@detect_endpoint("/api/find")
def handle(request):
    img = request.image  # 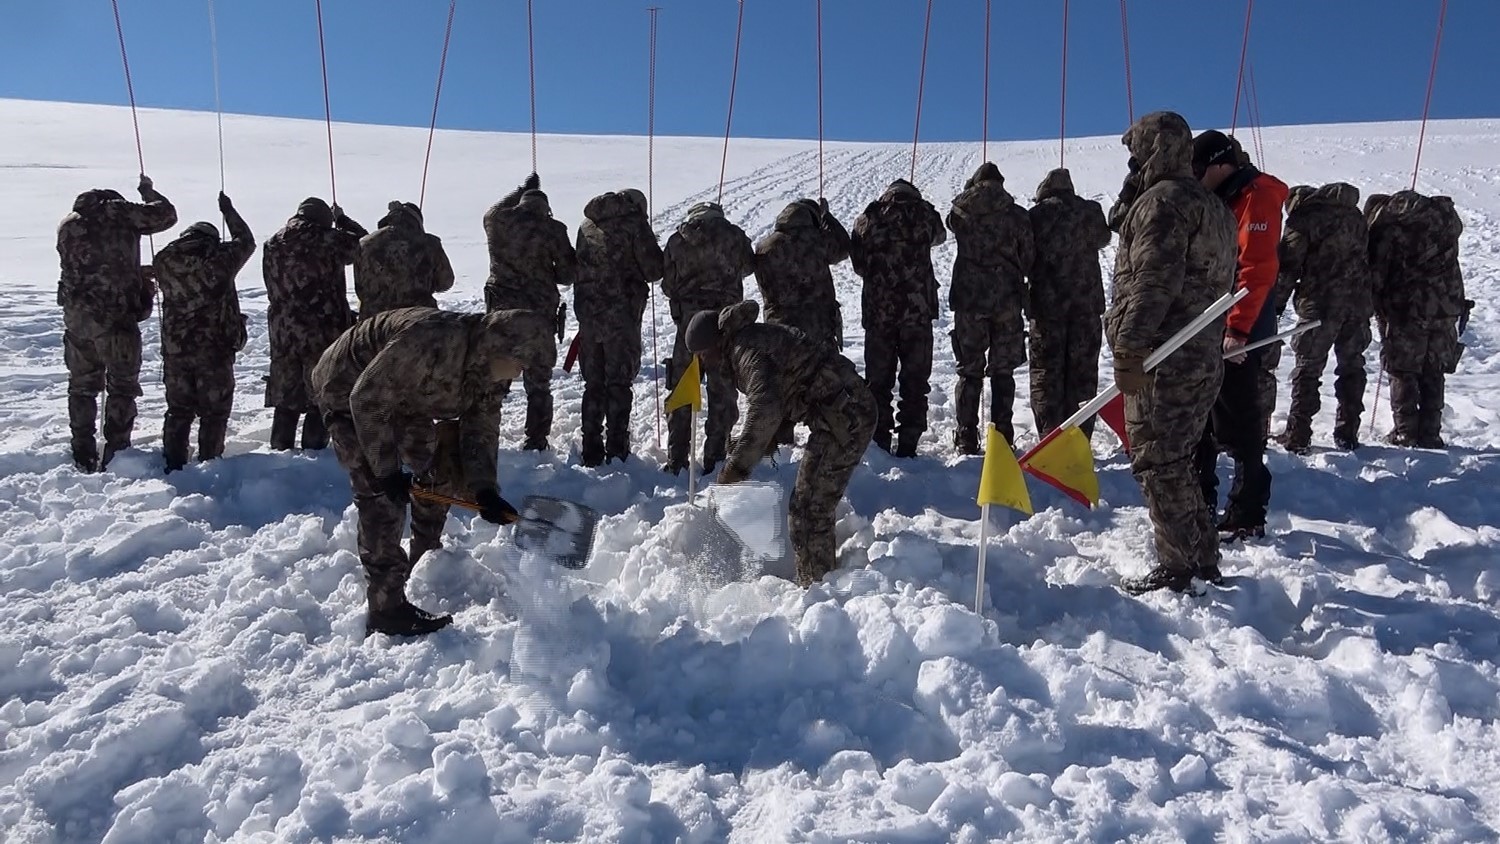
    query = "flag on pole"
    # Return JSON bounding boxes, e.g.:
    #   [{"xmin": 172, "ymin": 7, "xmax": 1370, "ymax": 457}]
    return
[
  {"xmin": 976, "ymin": 424, "xmax": 1032, "ymax": 515},
  {"xmin": 1097, "ymin": 394, "xmax": 1130, "ymax": 455},
  {"xmin": 664, "ymin": 354, "xmax": 702, "ymax": 413},
  {"xmin": 1020, "ymin": 426, "xmax": 1100, "ymax": 507}
]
